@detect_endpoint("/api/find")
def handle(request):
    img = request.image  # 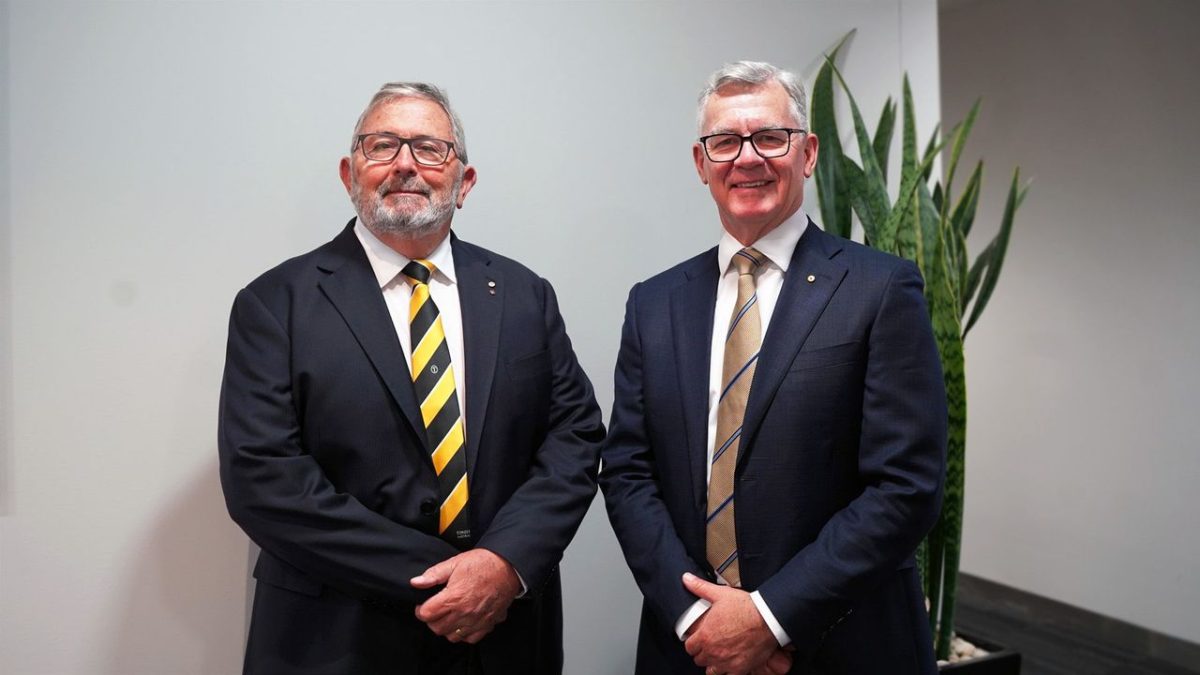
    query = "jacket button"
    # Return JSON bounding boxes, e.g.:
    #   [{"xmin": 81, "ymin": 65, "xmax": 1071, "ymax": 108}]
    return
[{"xmin": 419, "ymin": 498, "xmax": 437, "ymax": 516}]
